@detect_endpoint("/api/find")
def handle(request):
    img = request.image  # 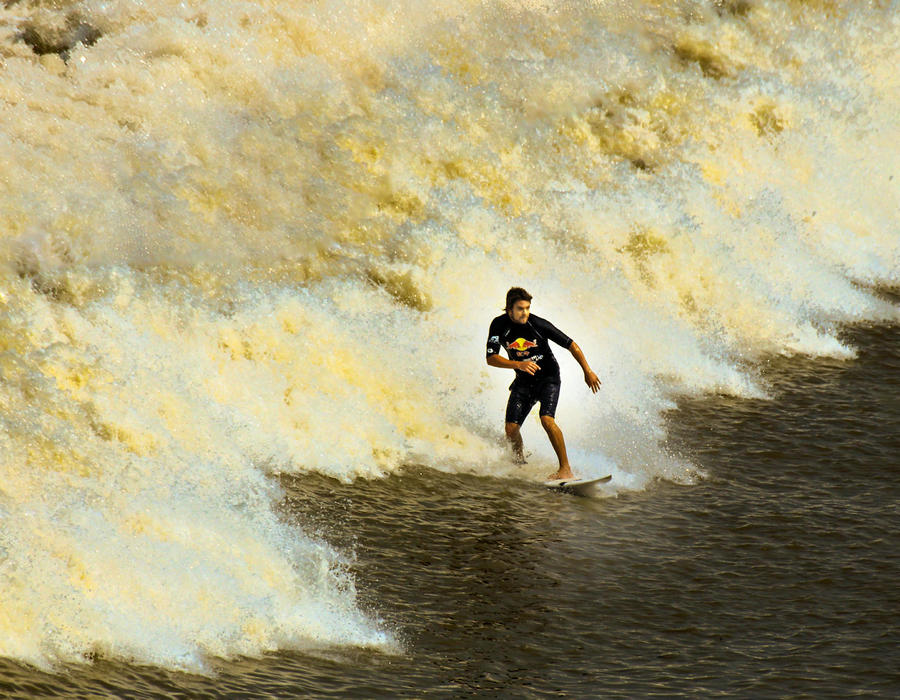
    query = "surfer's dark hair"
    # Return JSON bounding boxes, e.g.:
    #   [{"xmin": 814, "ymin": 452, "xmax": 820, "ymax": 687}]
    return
[{"xmin": 505, "ymin": 287, "xmax": 532, "ymax": 310}]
